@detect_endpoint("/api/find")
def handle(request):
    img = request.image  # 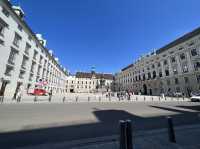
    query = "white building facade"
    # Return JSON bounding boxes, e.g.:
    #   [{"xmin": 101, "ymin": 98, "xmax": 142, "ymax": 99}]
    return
[
  {"xmin": 66, "ymin": 71, "xmax": 114, "ymax": 93},
  {"xmin": 0, "ymin": 0, "xmax": 68, "ymax": 98},
  {"xmin": 116, "ymin": 27, "xmax": 200, "ymax": 96}
]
